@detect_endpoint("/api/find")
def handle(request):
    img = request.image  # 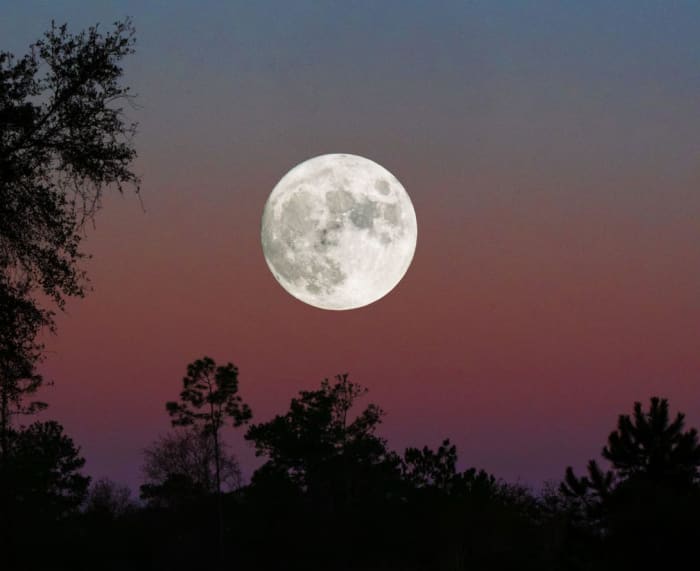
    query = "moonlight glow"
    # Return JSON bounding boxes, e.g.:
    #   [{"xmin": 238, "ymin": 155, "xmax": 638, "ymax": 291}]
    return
[{"xmin": 261, "ymin": 154, "xmax": 417, "ymax": 310}]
